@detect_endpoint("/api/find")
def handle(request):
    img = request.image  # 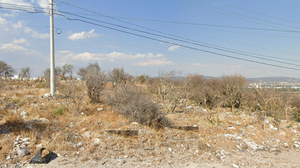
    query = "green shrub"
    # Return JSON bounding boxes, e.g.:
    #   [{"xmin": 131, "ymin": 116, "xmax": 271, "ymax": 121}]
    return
[{"xmin": 54, "ymin": 106, "xmax": 63, "ymax": 115}]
